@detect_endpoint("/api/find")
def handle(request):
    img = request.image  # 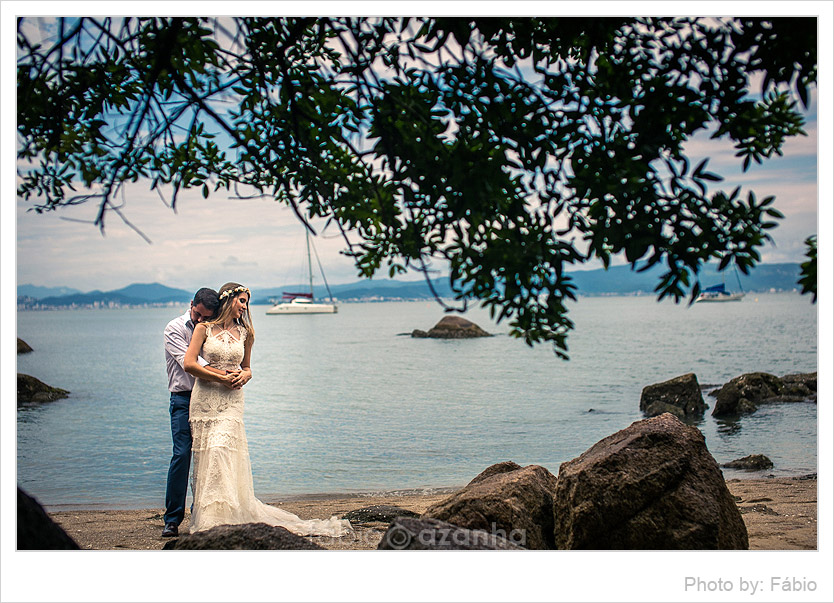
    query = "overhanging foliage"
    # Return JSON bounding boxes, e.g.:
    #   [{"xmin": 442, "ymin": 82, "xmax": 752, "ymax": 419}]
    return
[{"xmin": 17, "ymin": 17, "xmax": 817, "ymax": 356}]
